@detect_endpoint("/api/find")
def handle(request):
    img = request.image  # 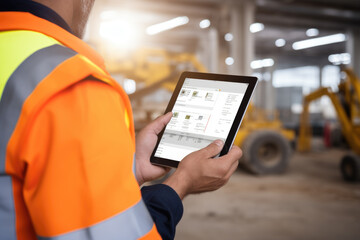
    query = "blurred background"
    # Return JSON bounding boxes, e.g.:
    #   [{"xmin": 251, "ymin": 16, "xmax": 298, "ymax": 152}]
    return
[{"xmin": 84, "ymin": 0, "xmax": 360, "ymax": 239}]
